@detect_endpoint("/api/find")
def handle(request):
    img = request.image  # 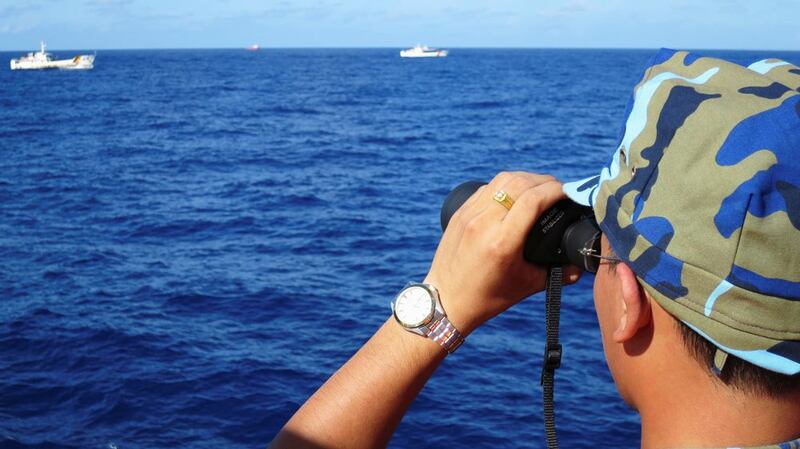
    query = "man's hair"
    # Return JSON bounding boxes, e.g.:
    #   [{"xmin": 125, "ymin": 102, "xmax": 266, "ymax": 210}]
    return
[
  {"xmin": 675, "ymin": 321, "xmax": 800, "ymax": 398},
  {"xmin": 605, "ymin": 245, "xmax": 799, "ymax": 398}
]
